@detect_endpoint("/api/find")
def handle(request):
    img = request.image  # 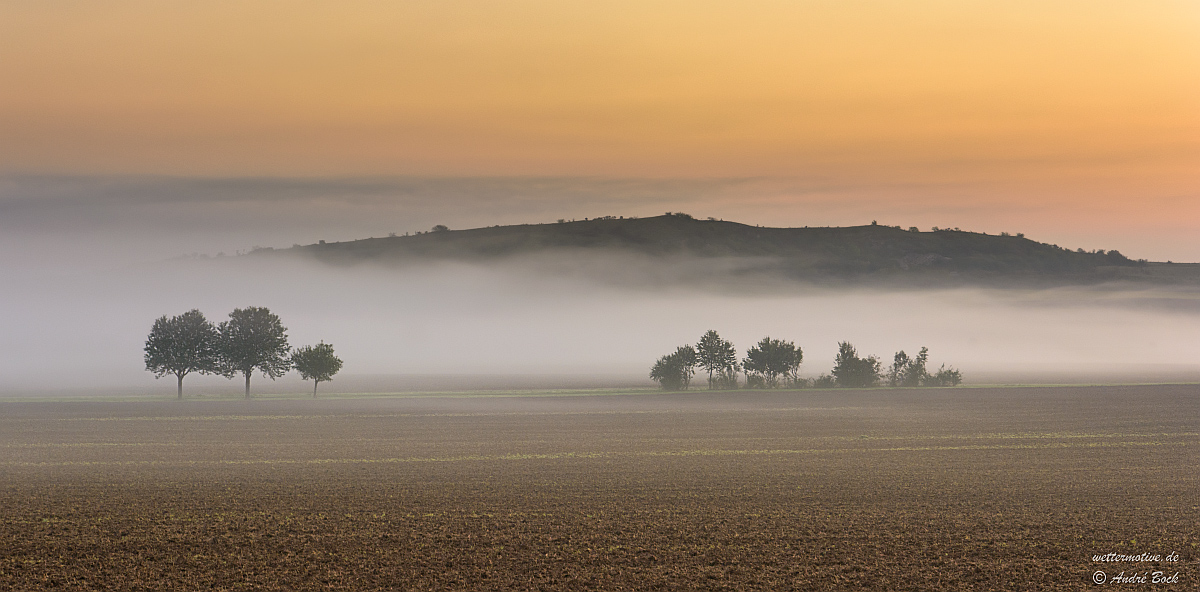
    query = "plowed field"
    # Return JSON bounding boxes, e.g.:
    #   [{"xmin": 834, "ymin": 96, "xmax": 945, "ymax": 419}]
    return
[{"xmin": 2, "ymin": 386, "xmax": 1197, "ymax": 590}]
